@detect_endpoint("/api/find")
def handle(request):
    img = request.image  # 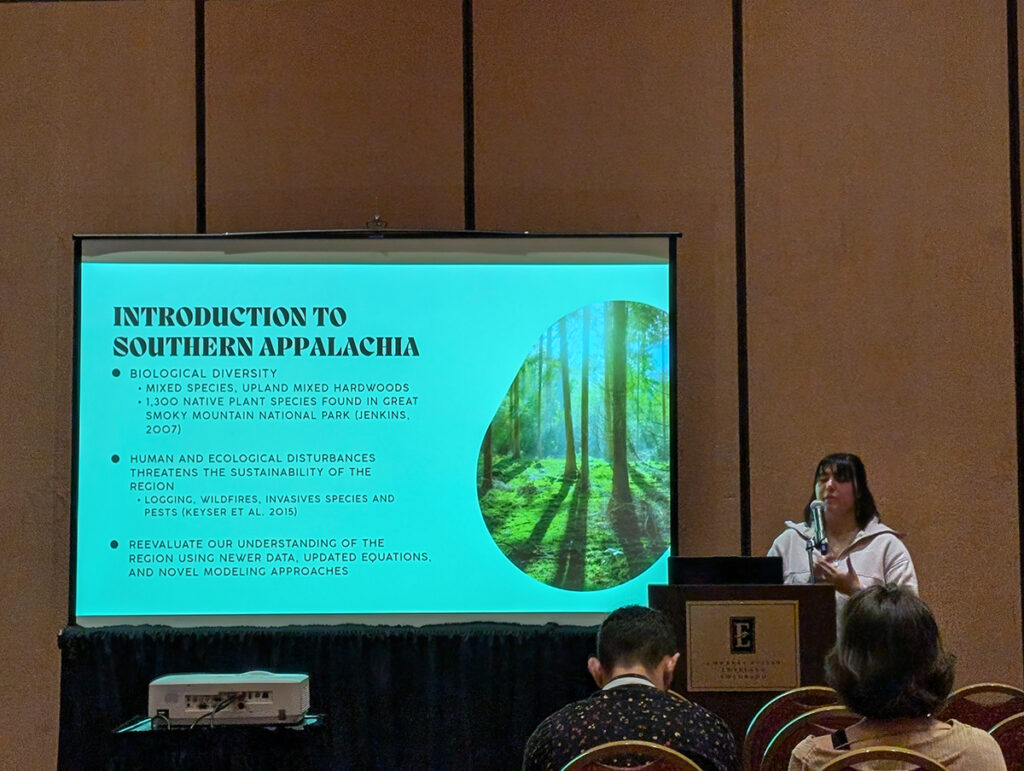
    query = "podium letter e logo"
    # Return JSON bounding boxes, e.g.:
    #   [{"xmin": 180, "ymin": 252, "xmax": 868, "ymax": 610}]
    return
[{"xmin": 730, "ymin": 616, "xmax": 756, "ymax": 654}]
